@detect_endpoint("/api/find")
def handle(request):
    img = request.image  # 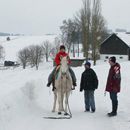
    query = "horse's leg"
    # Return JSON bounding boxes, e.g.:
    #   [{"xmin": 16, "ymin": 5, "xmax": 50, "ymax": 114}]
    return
[
  {"xmin": 61, "ymin": 93, "xmax": 64, "ymax": 111},
  {"xmin": 52, "ymin": 91, "xmax": 57, "ymax": 112},
  {"xmin": 64, "ymin": 92, "xmax": 70, "ymax": 115},
  {"xmin": 57, "ymin": 91, "xmax": 62, "ymax": 114}
]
